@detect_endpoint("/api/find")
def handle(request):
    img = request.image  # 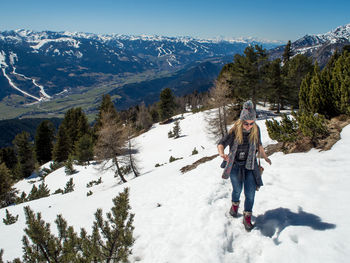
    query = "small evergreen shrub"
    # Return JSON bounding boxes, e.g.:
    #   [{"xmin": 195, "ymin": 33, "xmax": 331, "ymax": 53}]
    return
[
  {"xmin": 266, "ymin": 114, "xmax": 299, "ymax": 143},
  {"xmin": 53, "ymin": 188, "xmax": 64, "ymax": 195},
  {"xmin": 169, "ymin": 156, "xmax": 183, "ymax": 163},
  {"xmin": 192, "ymin": 147, "xmax": 198, "ymax": 155},
  {"xmin": 3, "ymin": 209, "xmax": 19, "ymax": 225},
  {"xmin": 266, "ymin": 111, "xmax": 329, "ymax": 146},
  {"xmin": 40, "ymin": 167, "xmax": 51, "ymax": 177},
  {"xmin": 63, "ymin": 178, "xmax": 75, "ymax": 194},
  {"xmin": 6, "ymin": 188, "xmax": 135, "ymax": 262},
  {"xmin": 87, "ymin": 190, "xmax": 93, "ymax": 196},
  {"xmin": 16, "ymin": 191, "xmax": 27, "ymax": 204},
  {"xmin": 86, "ymin": 177, "xmax": 102, "ymax": 188},
  {"xmin": 168, "ymin": 130, "xmax": 174, "ymax": 138},
  {"xmin": 172, "ymin": 120, "xmax": 181, "ymax": 139},
  {"xmin": 49, "ymin": 161, "xmax": 64, "ymax": 171},
  {"xmin": 294, "ymin": 111, "xmax": 329, "ymax": 142},
  {"xmin": 168, "ymin": 120, "xmax": 182, "ymax": 139},
  {"xmin": 26, "ymin": 182, "xmax": 50, "ymax": 201},
  {"xmin": 64, "ymin": 155, "xmax": 76, "ymax": 175}
]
